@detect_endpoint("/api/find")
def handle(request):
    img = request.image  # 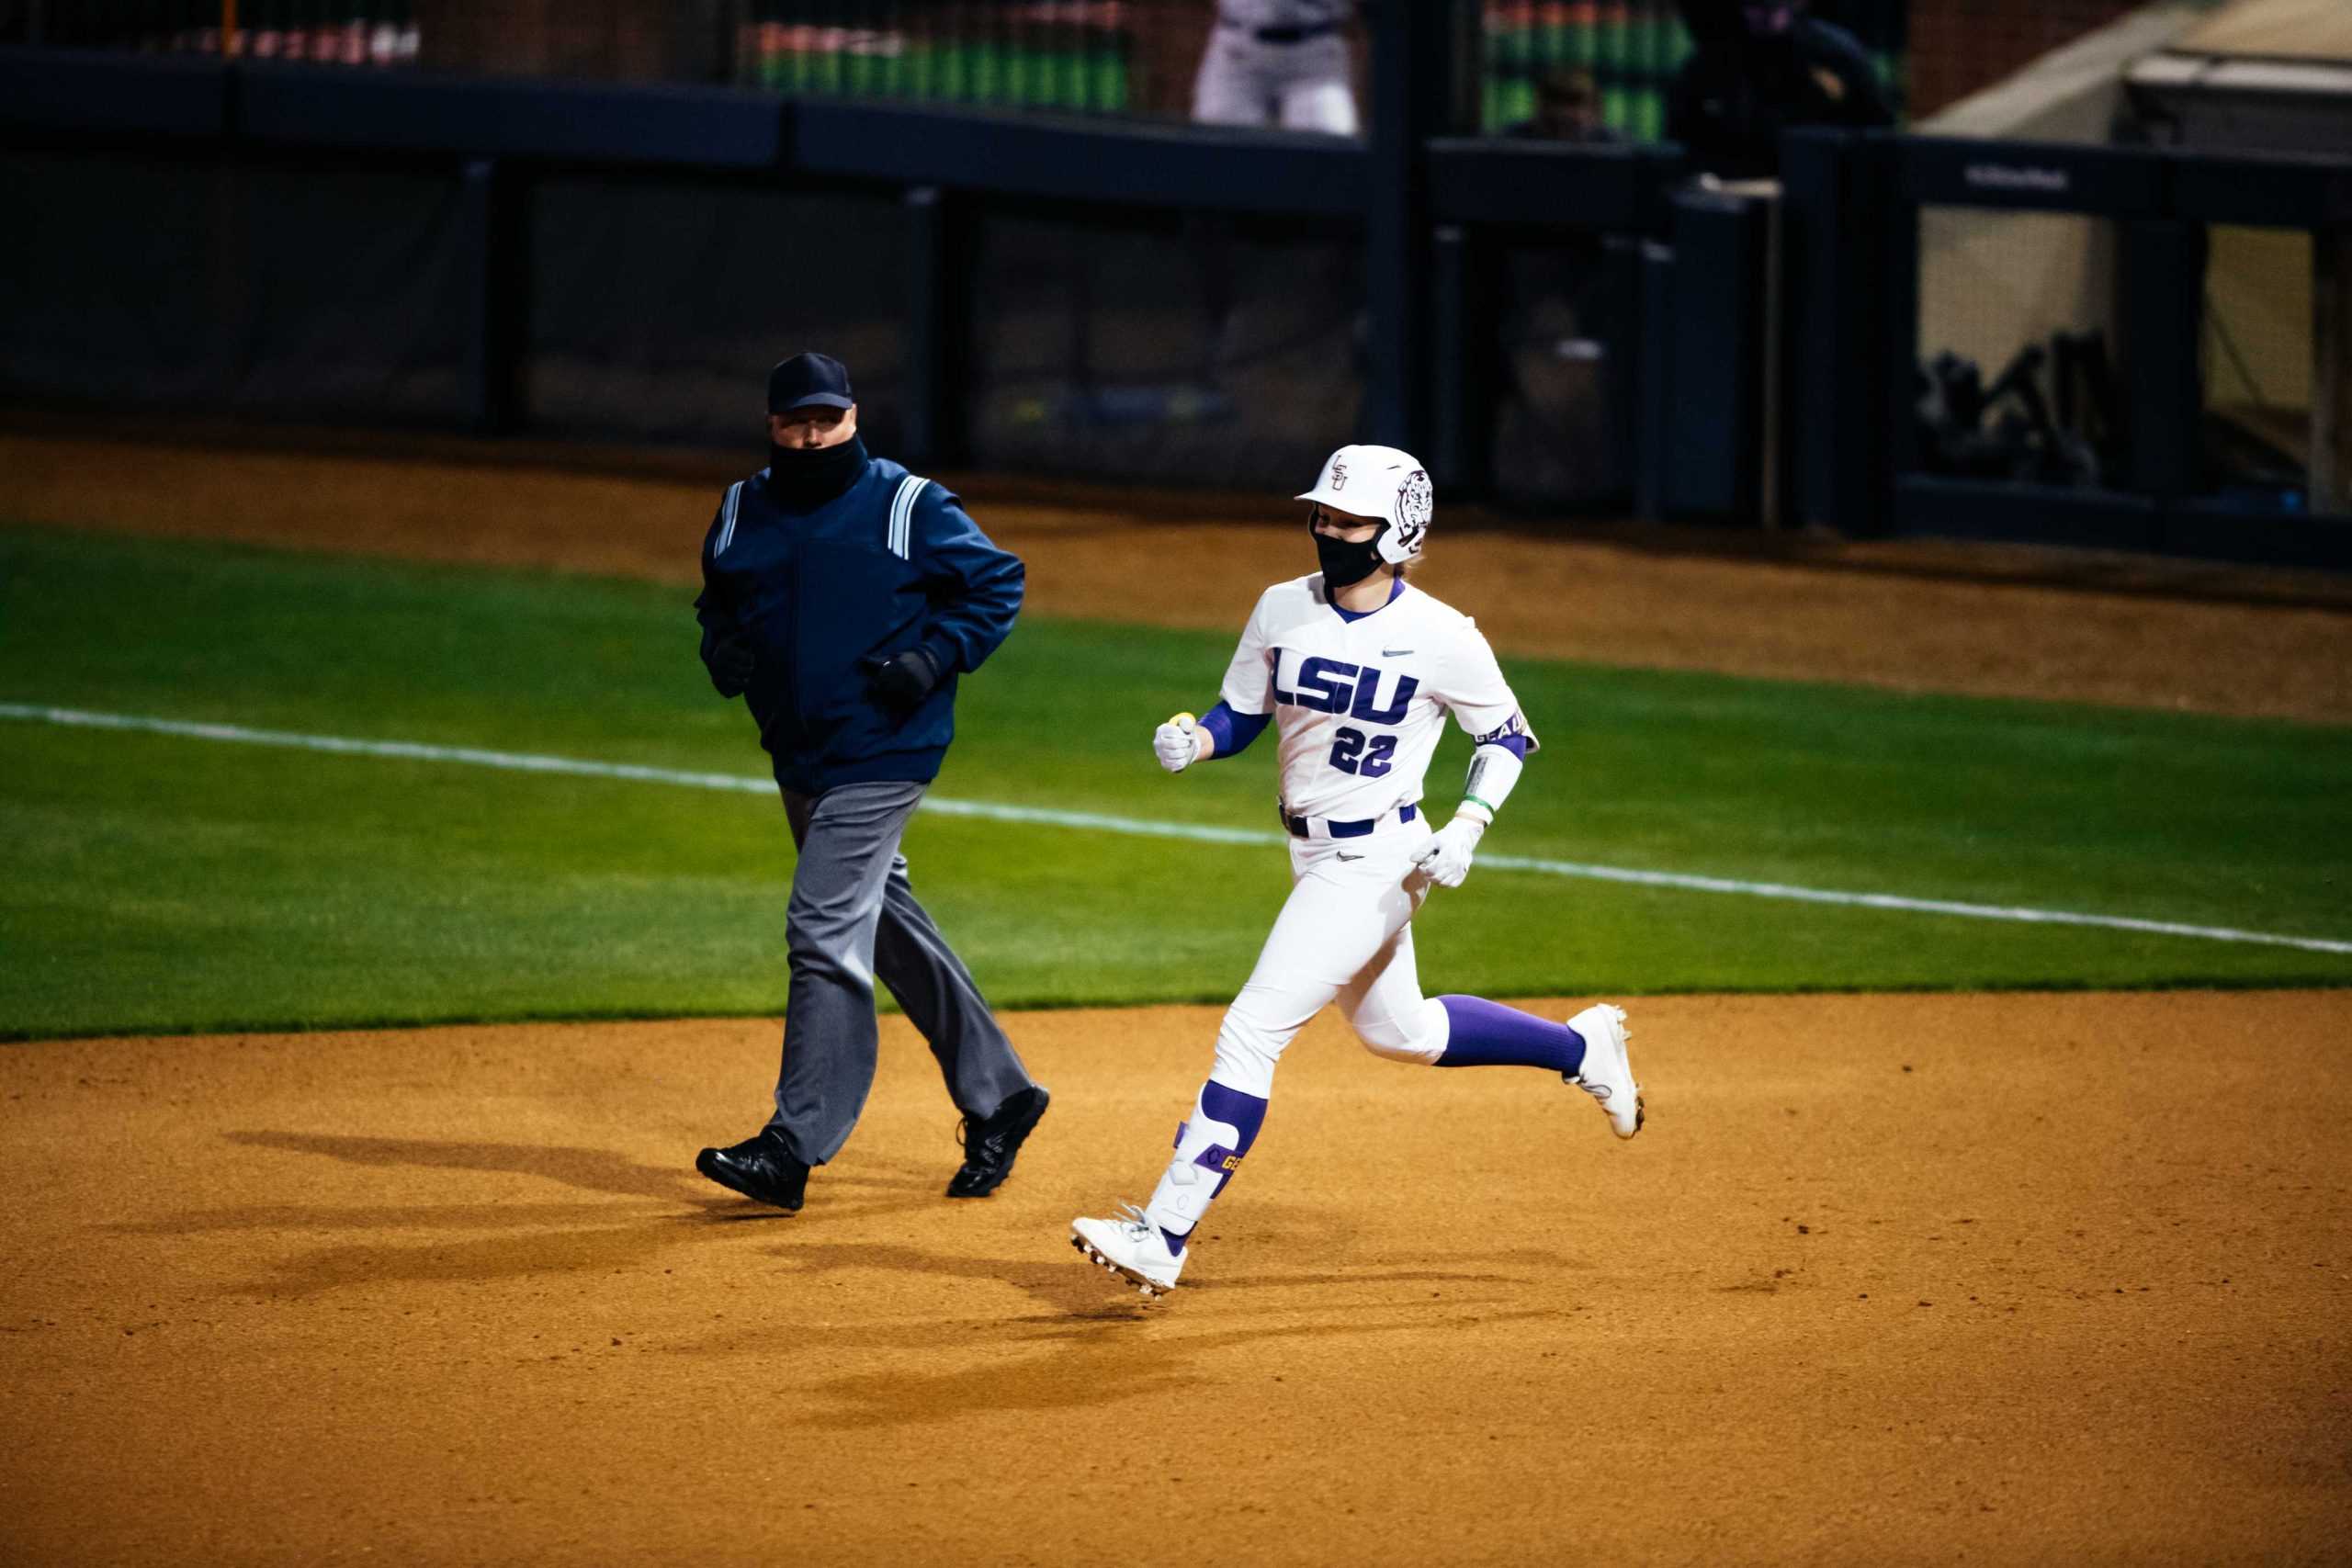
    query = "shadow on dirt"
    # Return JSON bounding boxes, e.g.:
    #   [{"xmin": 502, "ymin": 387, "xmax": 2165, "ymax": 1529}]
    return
[
  {"xmin": 791, "ymin": 1303, "xmax": 1577, "ymax": 1429},
  {"xmin": 185, "ymin": 1131, "xmax": 944, "ymax": 1295},
  {"xmin": 226, "ymin": 1130, "xmax": 697, "ymax": 1201},
  {"xmin": 172, "ymin": 1134, "xmax": 1553, "ymax": 1337}
]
